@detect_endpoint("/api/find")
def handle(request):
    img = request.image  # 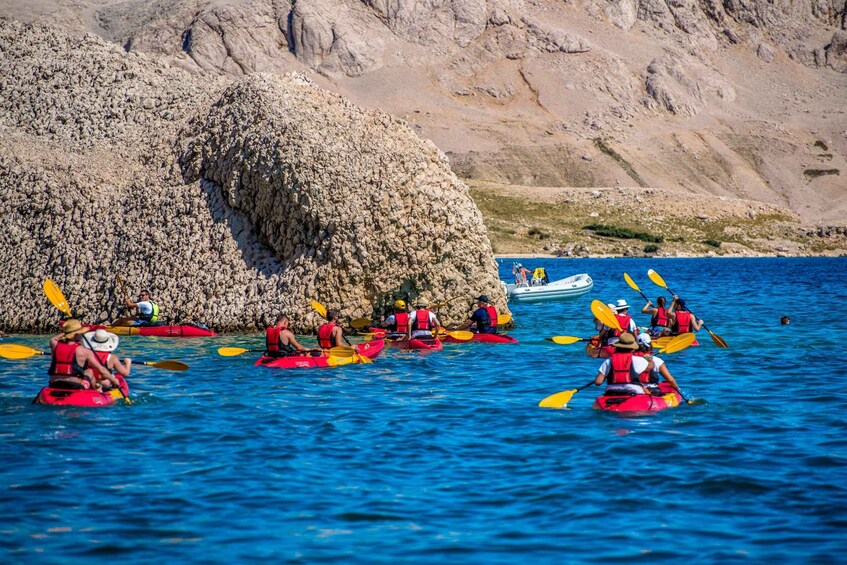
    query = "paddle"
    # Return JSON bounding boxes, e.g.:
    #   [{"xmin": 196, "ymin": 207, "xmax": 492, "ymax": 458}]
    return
[
  {"xmin": 136, "ymin": 360, "xmax": 189, "ymax": 371},
  {"xmin": 497, "ymin": 313, "xmax": 512, "ymax": 325},
  {"xmin": 590, "ymin": 300, "xmax": 621, "ymax": 331},
  {"xmin": 310, "ymin": 301, "xmax": 328, "ymax": 318},
  {"xmin": 0, "ymin": 344, "xmax": 46, "ymax": 359},
  {"xmin": 43, "ymin": 279, "xmax": 73, "ymax": 318},
  {"xmin": 217, "ymin": 345, "xmax": 356, "ymax": 358},
  {"xmin": 623, "ymin": 272, "xmax": 651, "ymax": 303},
  {"xmin": 647, "ymin": 269, "xmax": 728, "ymax": 348},
  {"xmin": 350, "ymin": 318, "xmax": 372, "ymax": 330},
  {"xmin": 546, "ymin": 336, "xmax": 590, "ymax": 345},
  {"xmin": 657, "ymin": 332, "xmax": 697, "ymax": 354},
  {"xmin": 435, "ymin": 329, "xmax": 474, "ymax": 341},
  {"xmin": 116, "ymin": 274, "xmax": 130, "ymax": 301},
  {"xmin": 538, "ymin": 381, "xmax": 595, "ymax": 409}
]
